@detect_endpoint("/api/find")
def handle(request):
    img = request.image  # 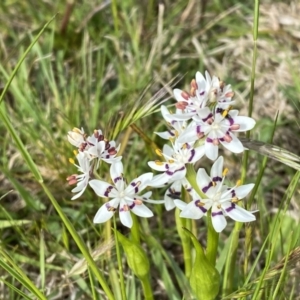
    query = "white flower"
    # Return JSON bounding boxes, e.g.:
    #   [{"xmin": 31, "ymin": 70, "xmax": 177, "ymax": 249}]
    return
[
  {"xmin": 174, "ymin": 156, "xmax": 256, "ymax": 232},
  {"xmin": 68, "ymin": 127, "xmax": 86, "ymax": 148},
  {"xmin": 67, "ymin": 152, "xmax": 92, "ymax": 200},
  {"xmin": 85, "ymin": 130, "xmax": 122, "ymax": 164},
  {"xmin": 89, "ymin": 162, "xmax": 162, "ymax": 228},
  {"xmin": 177, "ymin": 108, "xmax": 256, "ymax": 160},
  {"xmin": 148, "ymin": 141, "xmax": 205, "ymax": 186},
  {"xmin": 171, "ymin": 71, "xmax": 235, "ymax": 121}
]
